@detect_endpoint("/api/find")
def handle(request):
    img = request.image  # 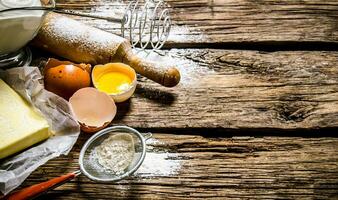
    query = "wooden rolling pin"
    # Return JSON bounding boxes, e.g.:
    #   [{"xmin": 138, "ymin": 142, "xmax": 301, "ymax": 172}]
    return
[{"xmin": 31, "ymin": 12, "xmax": 180, "ymax": 87}]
